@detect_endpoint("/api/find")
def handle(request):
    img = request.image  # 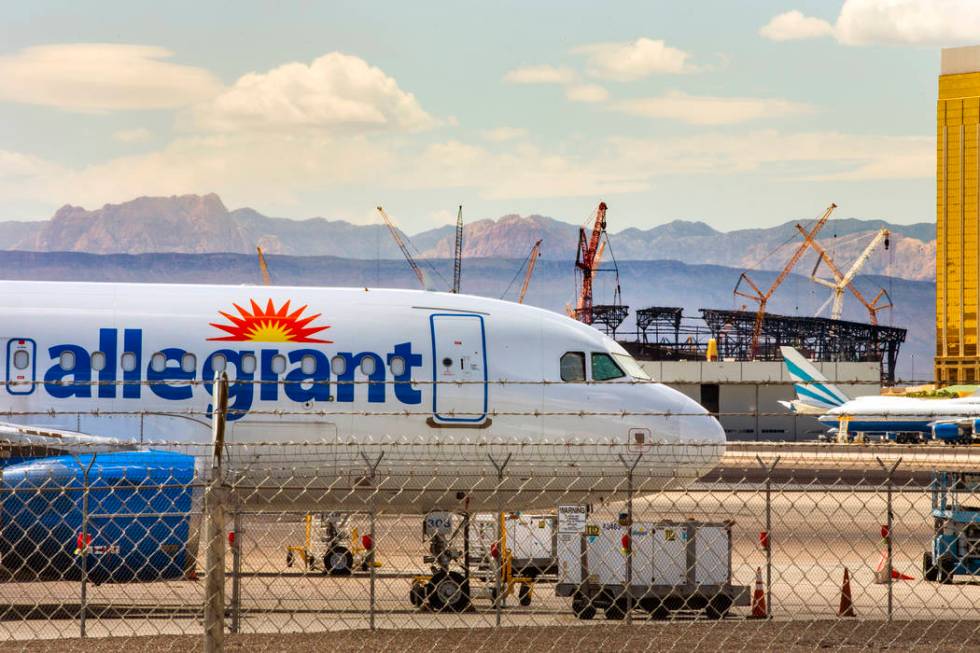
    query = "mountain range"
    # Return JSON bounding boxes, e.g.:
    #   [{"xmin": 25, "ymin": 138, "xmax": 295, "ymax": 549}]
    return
[
  {"xmin": 0, "ymin": 250, "xmax": 932, "ymax": 381},
  {"xmin": 2, "ymin": 194, "xmax": 935, "ymax": 281}
]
